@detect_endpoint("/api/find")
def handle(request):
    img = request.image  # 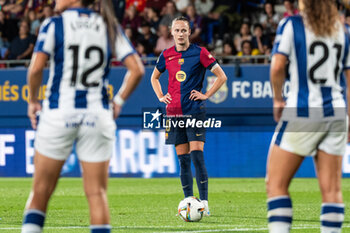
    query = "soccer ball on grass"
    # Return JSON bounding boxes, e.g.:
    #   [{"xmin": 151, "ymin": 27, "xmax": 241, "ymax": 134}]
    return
[{"xmin": 177, "ymin": 196, "xmax": 205, "ymax": 222}]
